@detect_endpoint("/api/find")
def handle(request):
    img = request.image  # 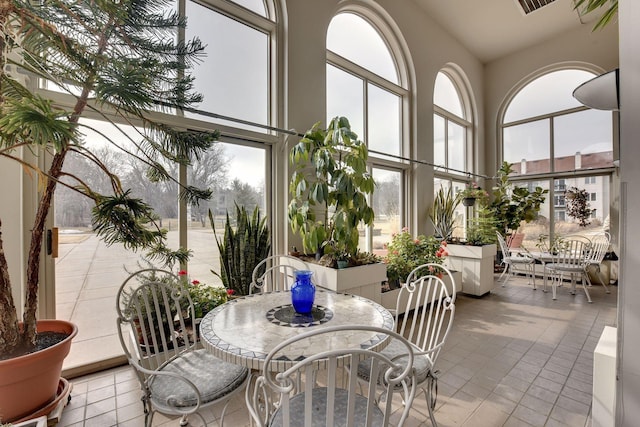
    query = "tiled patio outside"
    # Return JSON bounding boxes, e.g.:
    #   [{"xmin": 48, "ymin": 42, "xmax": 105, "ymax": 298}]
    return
[{"xmin": 56, "ymin": 274, "xmax": 617, "ymax": 427}]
